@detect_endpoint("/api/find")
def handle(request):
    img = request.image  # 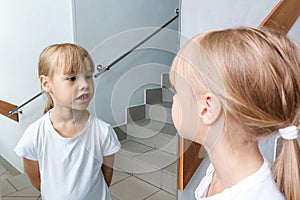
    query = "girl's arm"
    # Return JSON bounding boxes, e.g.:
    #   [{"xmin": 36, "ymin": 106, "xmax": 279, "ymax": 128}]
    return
[
  {"xmin": 23, "ymin": 158, "xmax": 41, "ymax": 191},
  {"xmin": 101, "ymin": 154, "xmax": 115, "ymax": 187}
]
